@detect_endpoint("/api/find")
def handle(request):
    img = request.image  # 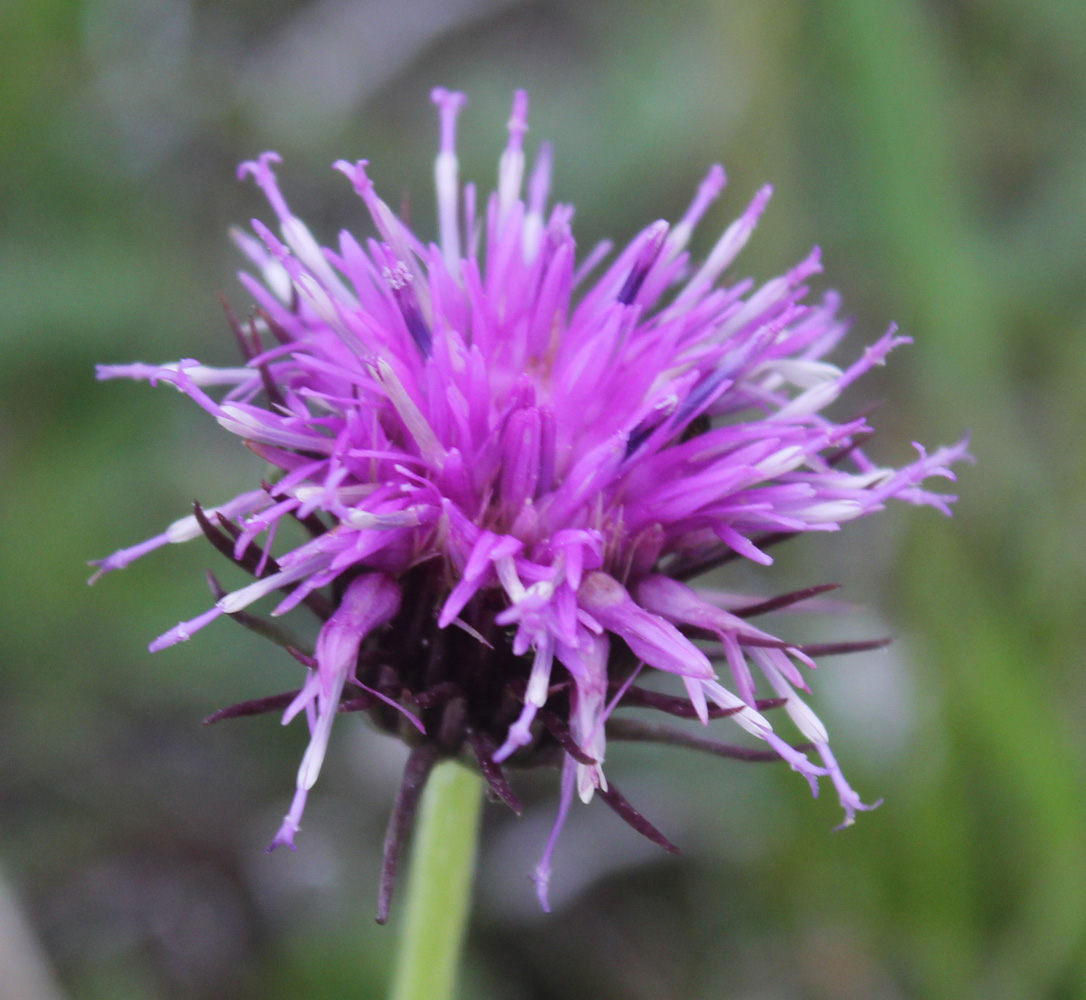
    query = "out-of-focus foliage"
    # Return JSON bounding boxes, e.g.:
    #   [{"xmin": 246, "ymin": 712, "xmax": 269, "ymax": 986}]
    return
[{"xmin": 1, "ymin": 1, "xmax": 1084, "ymax": 997}]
